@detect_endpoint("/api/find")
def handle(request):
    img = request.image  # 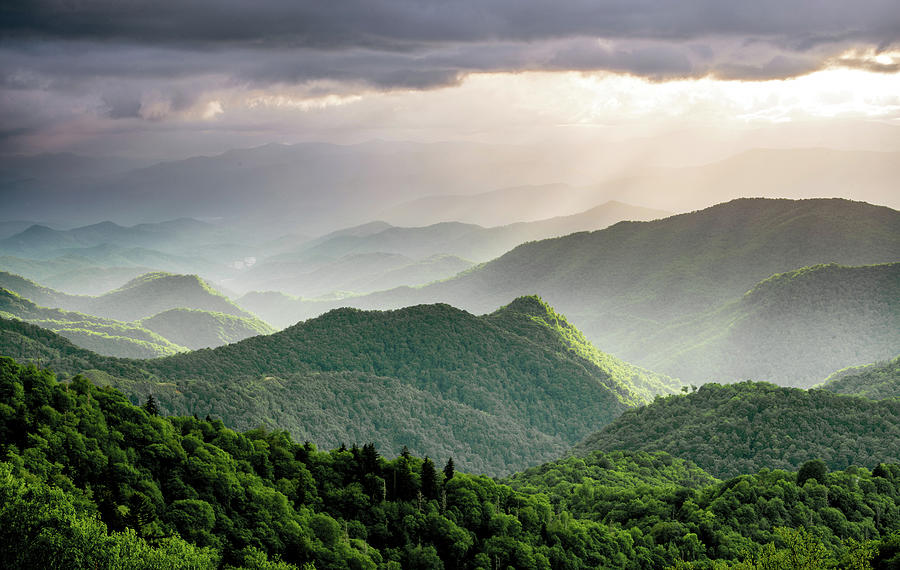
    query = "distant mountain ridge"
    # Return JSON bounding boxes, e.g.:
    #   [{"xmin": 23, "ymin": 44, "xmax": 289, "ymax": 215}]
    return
[
  {"xmin": 0, "ymin": 270, "xmax": 256, "ymax": 322},
  {"xmin": 231, "ymin": 201, "xmax": 667, "ymax": 297},
  {"xmin": 239, "ymin": 198, "xmax": 900, "ymax": 385},
  {"xmin": 4, "ymin": 144, "xmax": 896, "ymax": 232},
  {"xmin": 0, "ymin": 288, "xmax": 187, "ymax": 358}
]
